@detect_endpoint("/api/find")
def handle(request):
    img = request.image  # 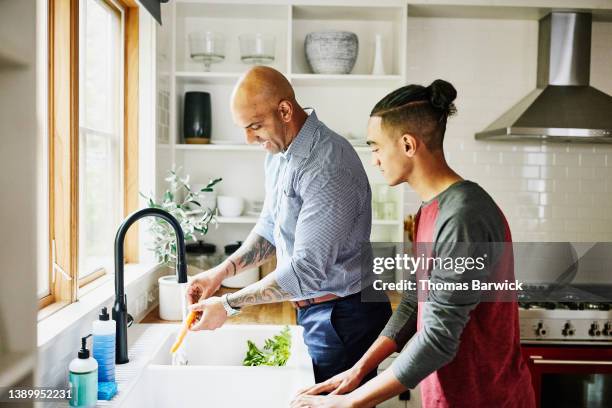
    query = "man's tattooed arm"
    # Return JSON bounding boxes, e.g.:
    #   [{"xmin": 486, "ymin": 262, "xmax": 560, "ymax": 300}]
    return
[
  {"xmin": 225, "ymin": 230, "xmax": 276, "ymax": 277},
  {"xmin": 226, "ymin": 272, "xmax": 293, "ymax": 308}
]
